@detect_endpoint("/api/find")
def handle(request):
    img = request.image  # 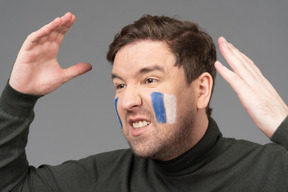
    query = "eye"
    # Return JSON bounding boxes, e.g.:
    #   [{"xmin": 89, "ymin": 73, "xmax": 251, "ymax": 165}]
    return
[
  {"xmin": 115, "ymin": 84, "xmax": 126, "ymax": 90},
  {"xmin": 145, "ymin": 78, "xmax": 158, "ymax": 84}
]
